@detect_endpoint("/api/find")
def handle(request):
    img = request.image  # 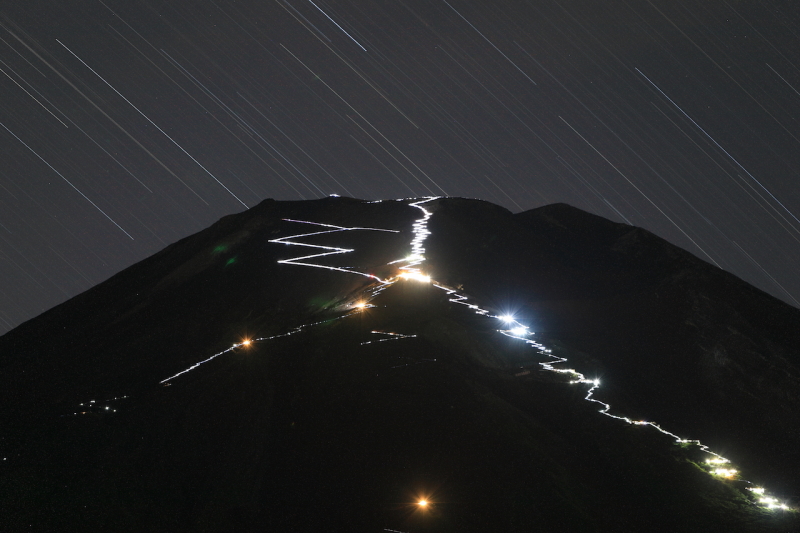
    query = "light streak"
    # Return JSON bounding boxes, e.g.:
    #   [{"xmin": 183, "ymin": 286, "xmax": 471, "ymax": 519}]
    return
[
  {"xmin": 0, "ymin": 61, "xmax": 68, "ymax": 127},
  {"xmin": 394, "ymin": 198, "xmax": 438, "ymax": 281},
  {"xmin": 163, "ymin": 196, "xmax": 791, "ymax": 512},
  {"xmin": 398, "ymin": 272, "xmax": 431, "ymax": 283},
  {"xmin": 360, "ymin": 331, "xmax": 417, "ymax": 346},
  {"xmin": 396, "ymin": 197, "xmax": 789, "ymax": 511},
  {"xmin": 636, "ymin": 68, "xmax": 800, "ymax": 234},
  {"xmin": 510, "ymin": 326, "xmax": 529, "ymax": 337},
  {"xmin": 442, "ymin": 0, "xmax": 537, "ymax": 86},
  {"xmin": 57, "ymin": 40, "xmax": 249, "ymax": 208},
  {"xmin": 306, "ymin": 0, "xmax": 367, "ymax": 51},
  {"xmin": 0, "ymin": 20, "xmax": 209, "ymax": 204},
  {"xmin": 160, "ymin": 314, "xmax": 352, "ymax": 383},
  {"xmin": 713, "ymin": 468, "xmax": 738, "ymax": 479},
  {"xmin": 269, "ymin": 218, "xmax": 399, "ymax": 281},
  {"xmin": 0, "ymin": 122, "xmax": 134, "ymax": 240}
]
